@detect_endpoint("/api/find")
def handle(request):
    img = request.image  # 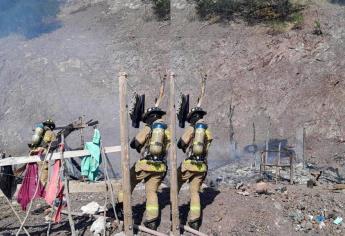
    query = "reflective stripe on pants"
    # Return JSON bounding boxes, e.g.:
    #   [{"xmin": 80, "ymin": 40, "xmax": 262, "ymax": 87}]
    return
[{"xmin": 177, "ymin": 166, "xmax": 206, "ymax": 221}]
